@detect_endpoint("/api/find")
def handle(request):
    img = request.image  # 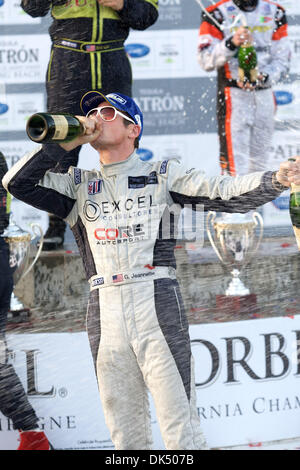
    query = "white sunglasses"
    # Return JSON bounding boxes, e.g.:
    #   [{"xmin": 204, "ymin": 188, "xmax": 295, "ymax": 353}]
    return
[{"xmin": 86, "ymin": 105, "xmax": 136, "ymax": 125}]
